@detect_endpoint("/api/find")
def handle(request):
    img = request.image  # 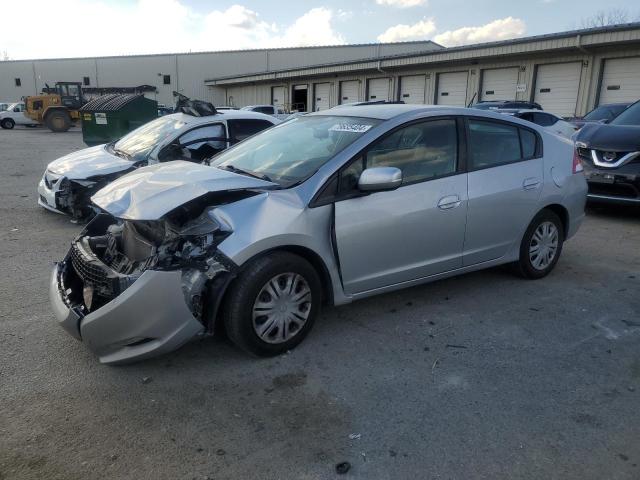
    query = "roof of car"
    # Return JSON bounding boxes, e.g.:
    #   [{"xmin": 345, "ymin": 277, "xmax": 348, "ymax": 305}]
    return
[
  {"xmin": 509, "ymin": 109, "xmax": 561, "ymax": 117},
  {"xmin": 165, "ymin": 109, "xmax": 279, "ymax": 125},
  {"xmin": 310, "ymin": 104, "xmax": 464, "ymax": 120},
  {"xmin": 597, "ymin": 102, "xmax": 632, "ymax": 107}
]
